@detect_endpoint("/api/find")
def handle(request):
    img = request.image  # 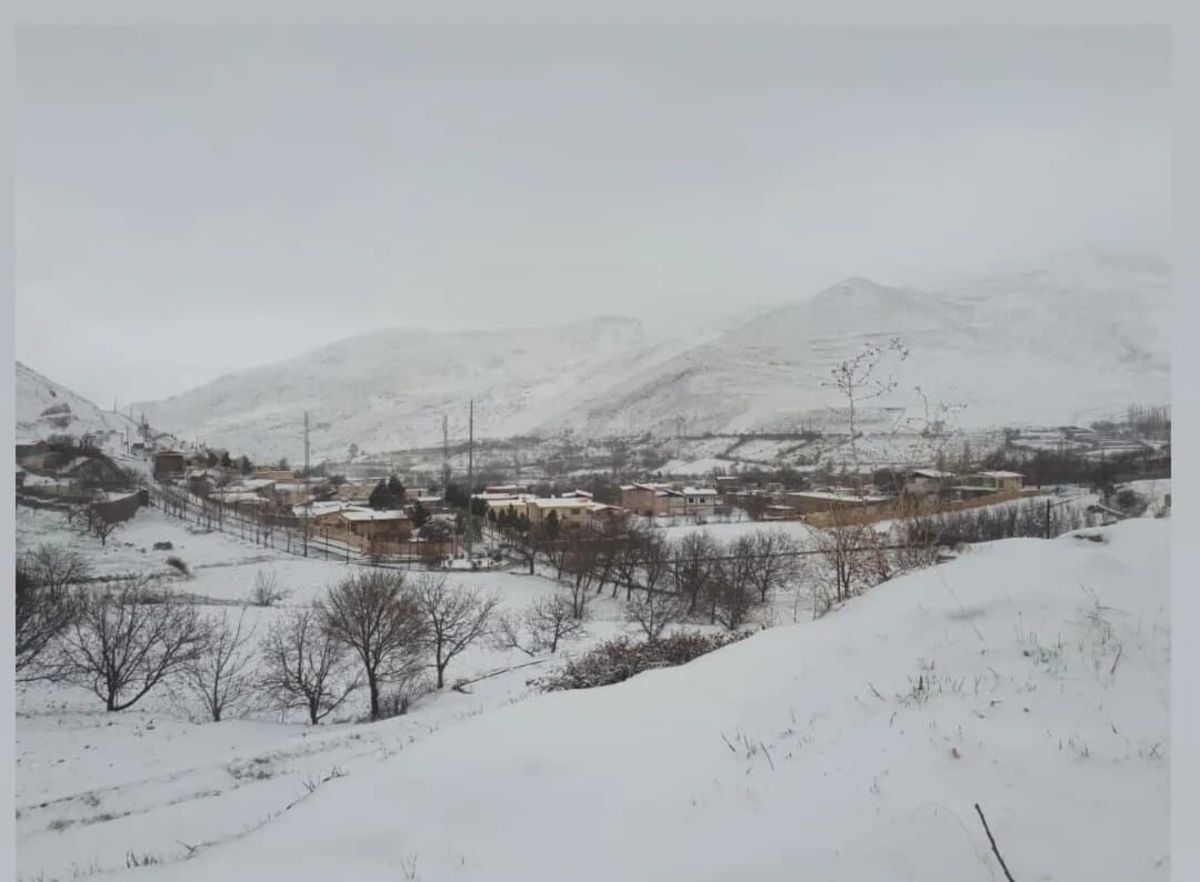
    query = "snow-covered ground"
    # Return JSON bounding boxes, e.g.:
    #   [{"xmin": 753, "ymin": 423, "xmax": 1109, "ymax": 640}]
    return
[
  {"xmin": 16, "ymin": 505, "xmax": 645, "ymax": 882},
  {"xmin": 66, "ymin": 516, "xmax": 1168, "ymax": 882}
]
